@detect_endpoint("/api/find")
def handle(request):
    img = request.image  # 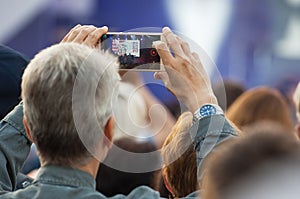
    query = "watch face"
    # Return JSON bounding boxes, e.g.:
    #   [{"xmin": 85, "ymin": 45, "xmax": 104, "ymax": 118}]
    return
[{"xmin": 199, "ymin": 105, "xmax": 217, "ymax": 117}]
